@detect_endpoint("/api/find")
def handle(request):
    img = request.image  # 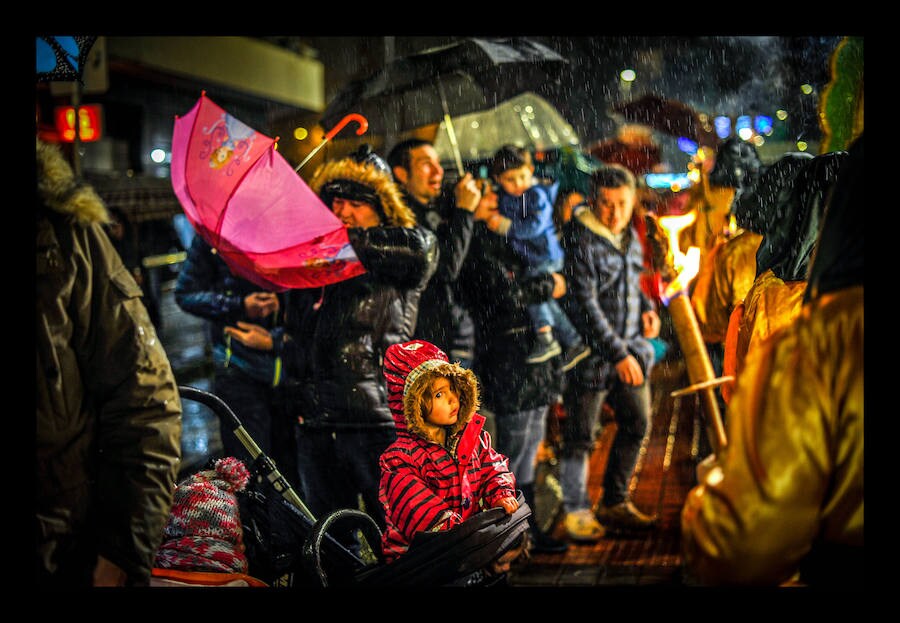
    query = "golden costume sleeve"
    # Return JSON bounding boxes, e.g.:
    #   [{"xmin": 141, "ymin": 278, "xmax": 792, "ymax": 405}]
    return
[
  {"xmin": 681, "ymin": 286, "xmax": 863, "ymax": 585},
  {"xmin": 734, "ymin": 269, "xmax": 806, "ymax": 377},
  {"xmin": 691, "ymin": 231, "xmax": 761, "ymax": 344}
]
